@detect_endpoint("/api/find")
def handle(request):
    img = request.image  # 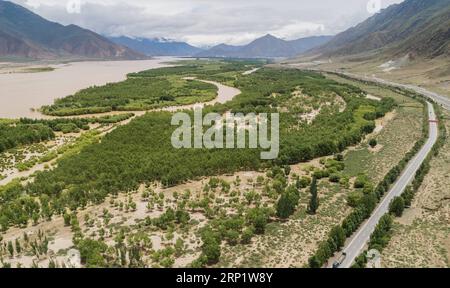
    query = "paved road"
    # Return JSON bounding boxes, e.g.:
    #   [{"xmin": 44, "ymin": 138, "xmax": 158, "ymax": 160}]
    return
[
  {"xmin": 336, "ymin": 101, "xmax": 438, "ymax": 268},
  {"xmin": 283, "ymin": 65, "xmax": 444, "ymax": 267},
  {"xmin": 340, "ymin": 72, "xmax": 450, "ymax": 111},
  {"xmin": 285, "ymin": 65, "xmax": 450, "ymax": 111}
]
